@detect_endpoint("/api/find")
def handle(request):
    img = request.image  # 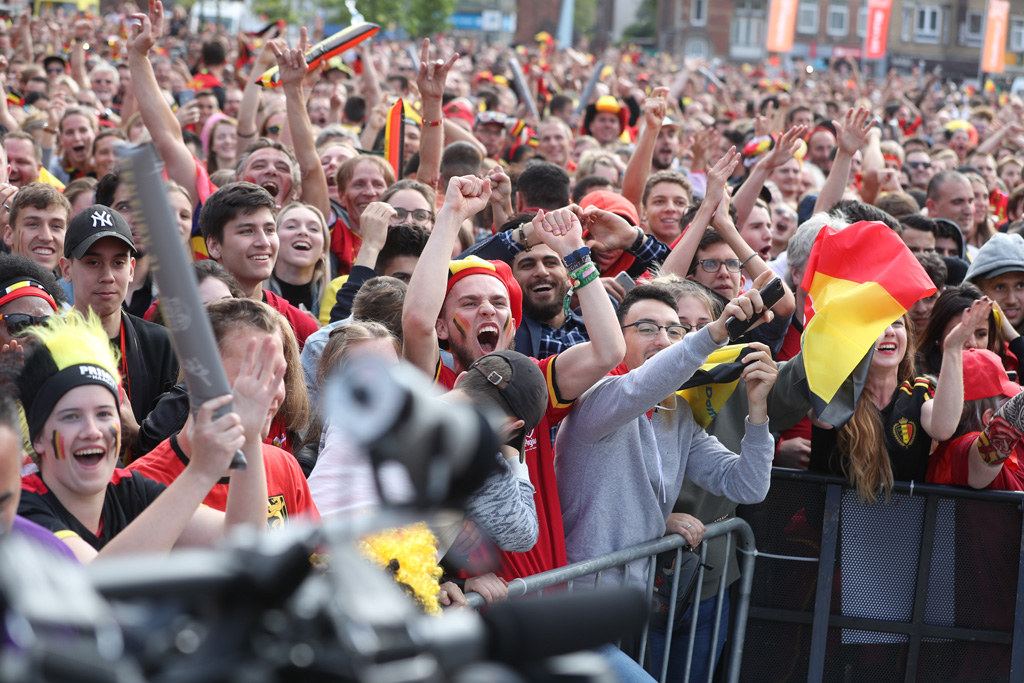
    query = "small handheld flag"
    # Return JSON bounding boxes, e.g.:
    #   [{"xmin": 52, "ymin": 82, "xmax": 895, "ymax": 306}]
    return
[
  {"xmin": 258, "ymin": 23, "xmax": 379, "ymax": 88},
  {"xmin": 384, "ymin": 98, "xmax": 405, "ymax": 179}
]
